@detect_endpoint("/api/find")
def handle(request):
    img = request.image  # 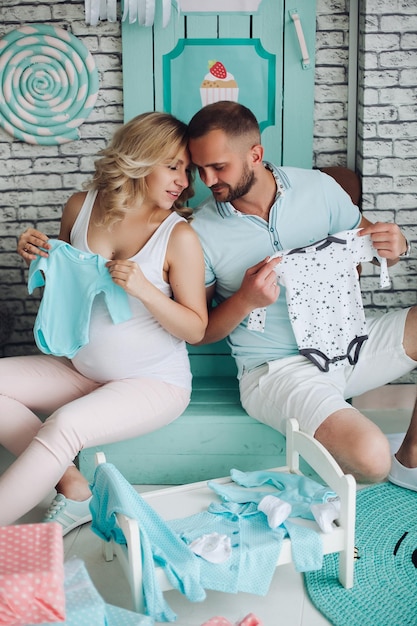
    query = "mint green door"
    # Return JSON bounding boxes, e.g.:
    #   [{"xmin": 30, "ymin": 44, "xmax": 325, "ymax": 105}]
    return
[{"xmin": 121, "ymin": 0, "xmax": 316, "ymax": 204}]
